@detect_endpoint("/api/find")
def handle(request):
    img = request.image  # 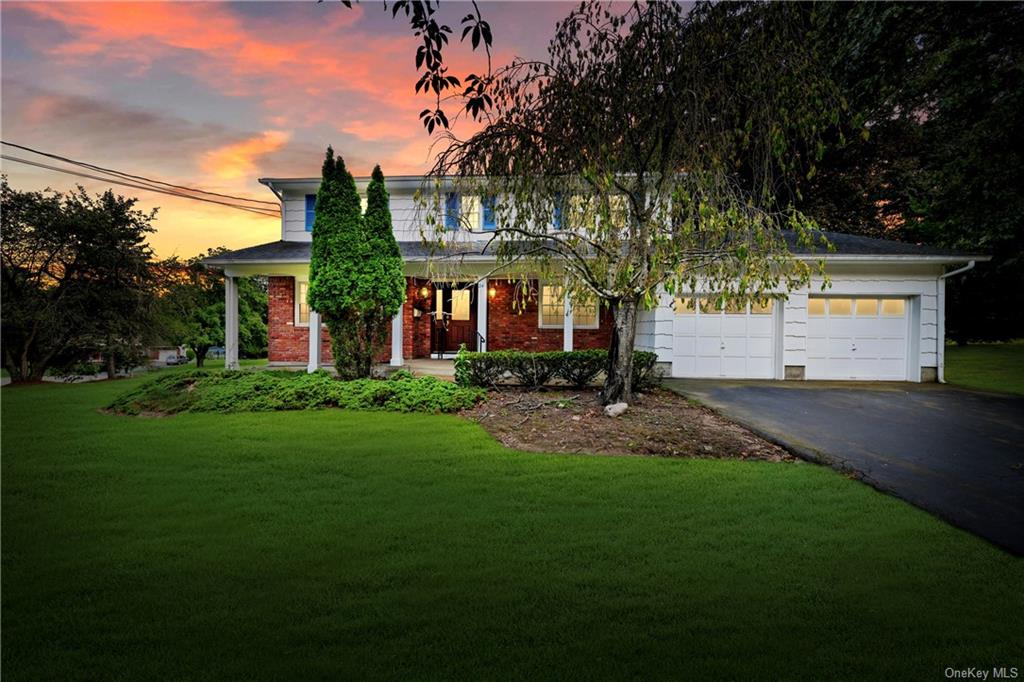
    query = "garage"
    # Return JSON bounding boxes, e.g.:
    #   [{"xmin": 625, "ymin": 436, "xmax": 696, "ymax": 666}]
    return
[
  {"xmin": 671, "ymin": 296, "xmax": 775, "ymax": 378},
  {"xmin": 806, "ymin": 296, "xmax": 909, "ymax": 380}
]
